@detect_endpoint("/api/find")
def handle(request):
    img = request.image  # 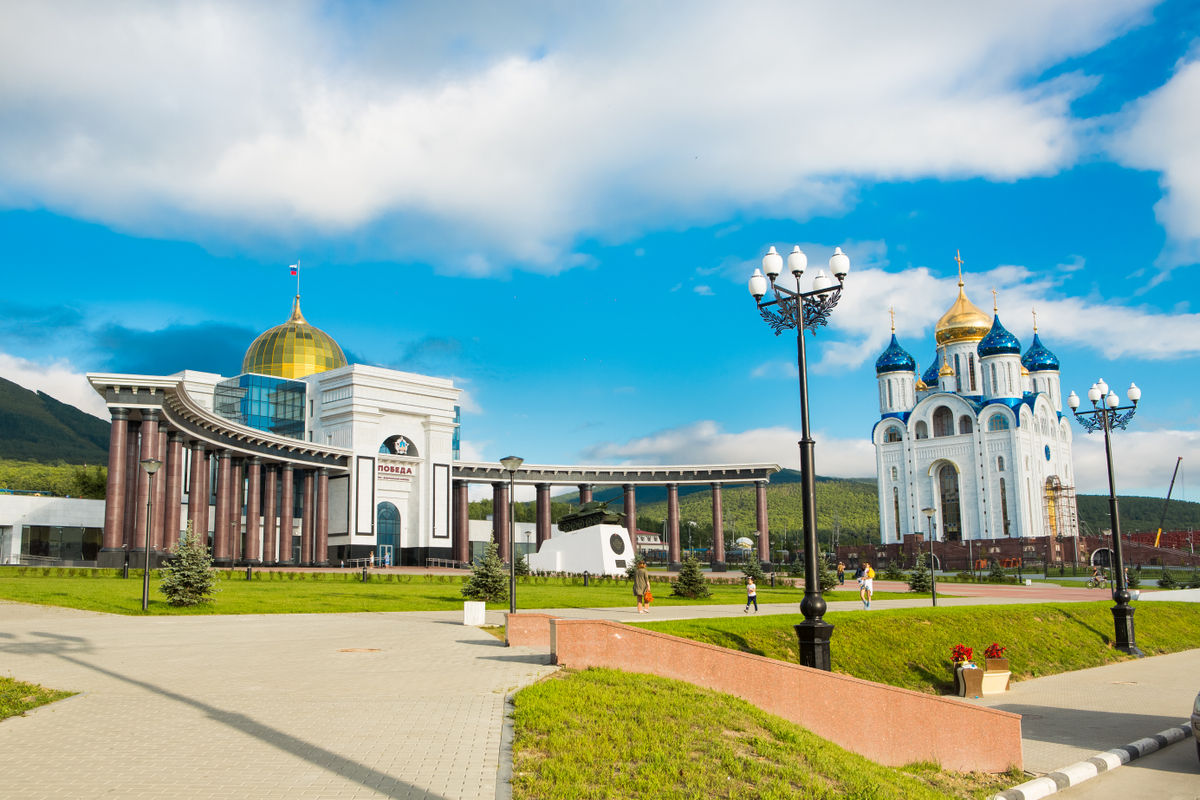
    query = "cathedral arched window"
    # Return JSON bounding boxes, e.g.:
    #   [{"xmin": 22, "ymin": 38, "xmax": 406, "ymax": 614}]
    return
[
  {"xmin": 887, "ymin": 380, "xmax": 894, "ymax": 407},
  {"xmin": 892, "ymin": 487, "xmax": 901, "ymax": 540},
  {"xmin": 890, "ymin": 466, "xmax": 898, "ymax": 480},
  {"xmin": 968, "ymin": 354, "xmax": 977, "ymax": 392},
  {"xmin": 990, "ymin": 363, "xmax": 997, "ymax": 394},
  {"xmin": 987, "ymin": 415, "xmax": 1010, "ymax": 432},
  {"xmin": 999, "ymin": 478, "xmax": 1011, "ymax": 537},
  {"xmin": 884, "ymin": 426, "xmax": 902, "ymax": 443},
  {"xmin": 932, "ymin": 406, "xmax": 954, "ymax": 437},
  {"xmin": 914, "ymin": 421, "xmax": 929, "ymax": 439},
  {"xmin": 958, "ymin": 415, "xmax": 973, "ymax": 434},
  {"xmin": 997, "ymin": 456, "xmax": 1005, "ymax": 471}
]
